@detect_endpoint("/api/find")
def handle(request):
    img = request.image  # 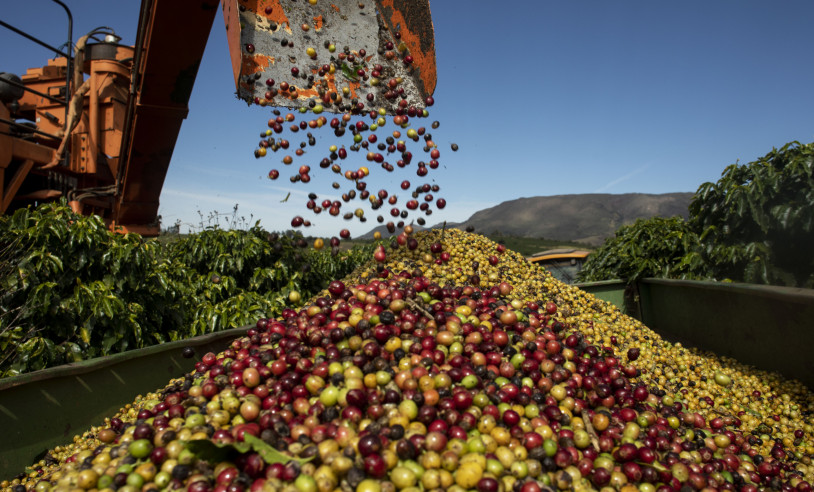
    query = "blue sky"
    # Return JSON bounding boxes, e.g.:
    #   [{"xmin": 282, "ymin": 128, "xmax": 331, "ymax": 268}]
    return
[{"xmin": 3, "ymin": 1, "xmax": 813, "ymax": 237}]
